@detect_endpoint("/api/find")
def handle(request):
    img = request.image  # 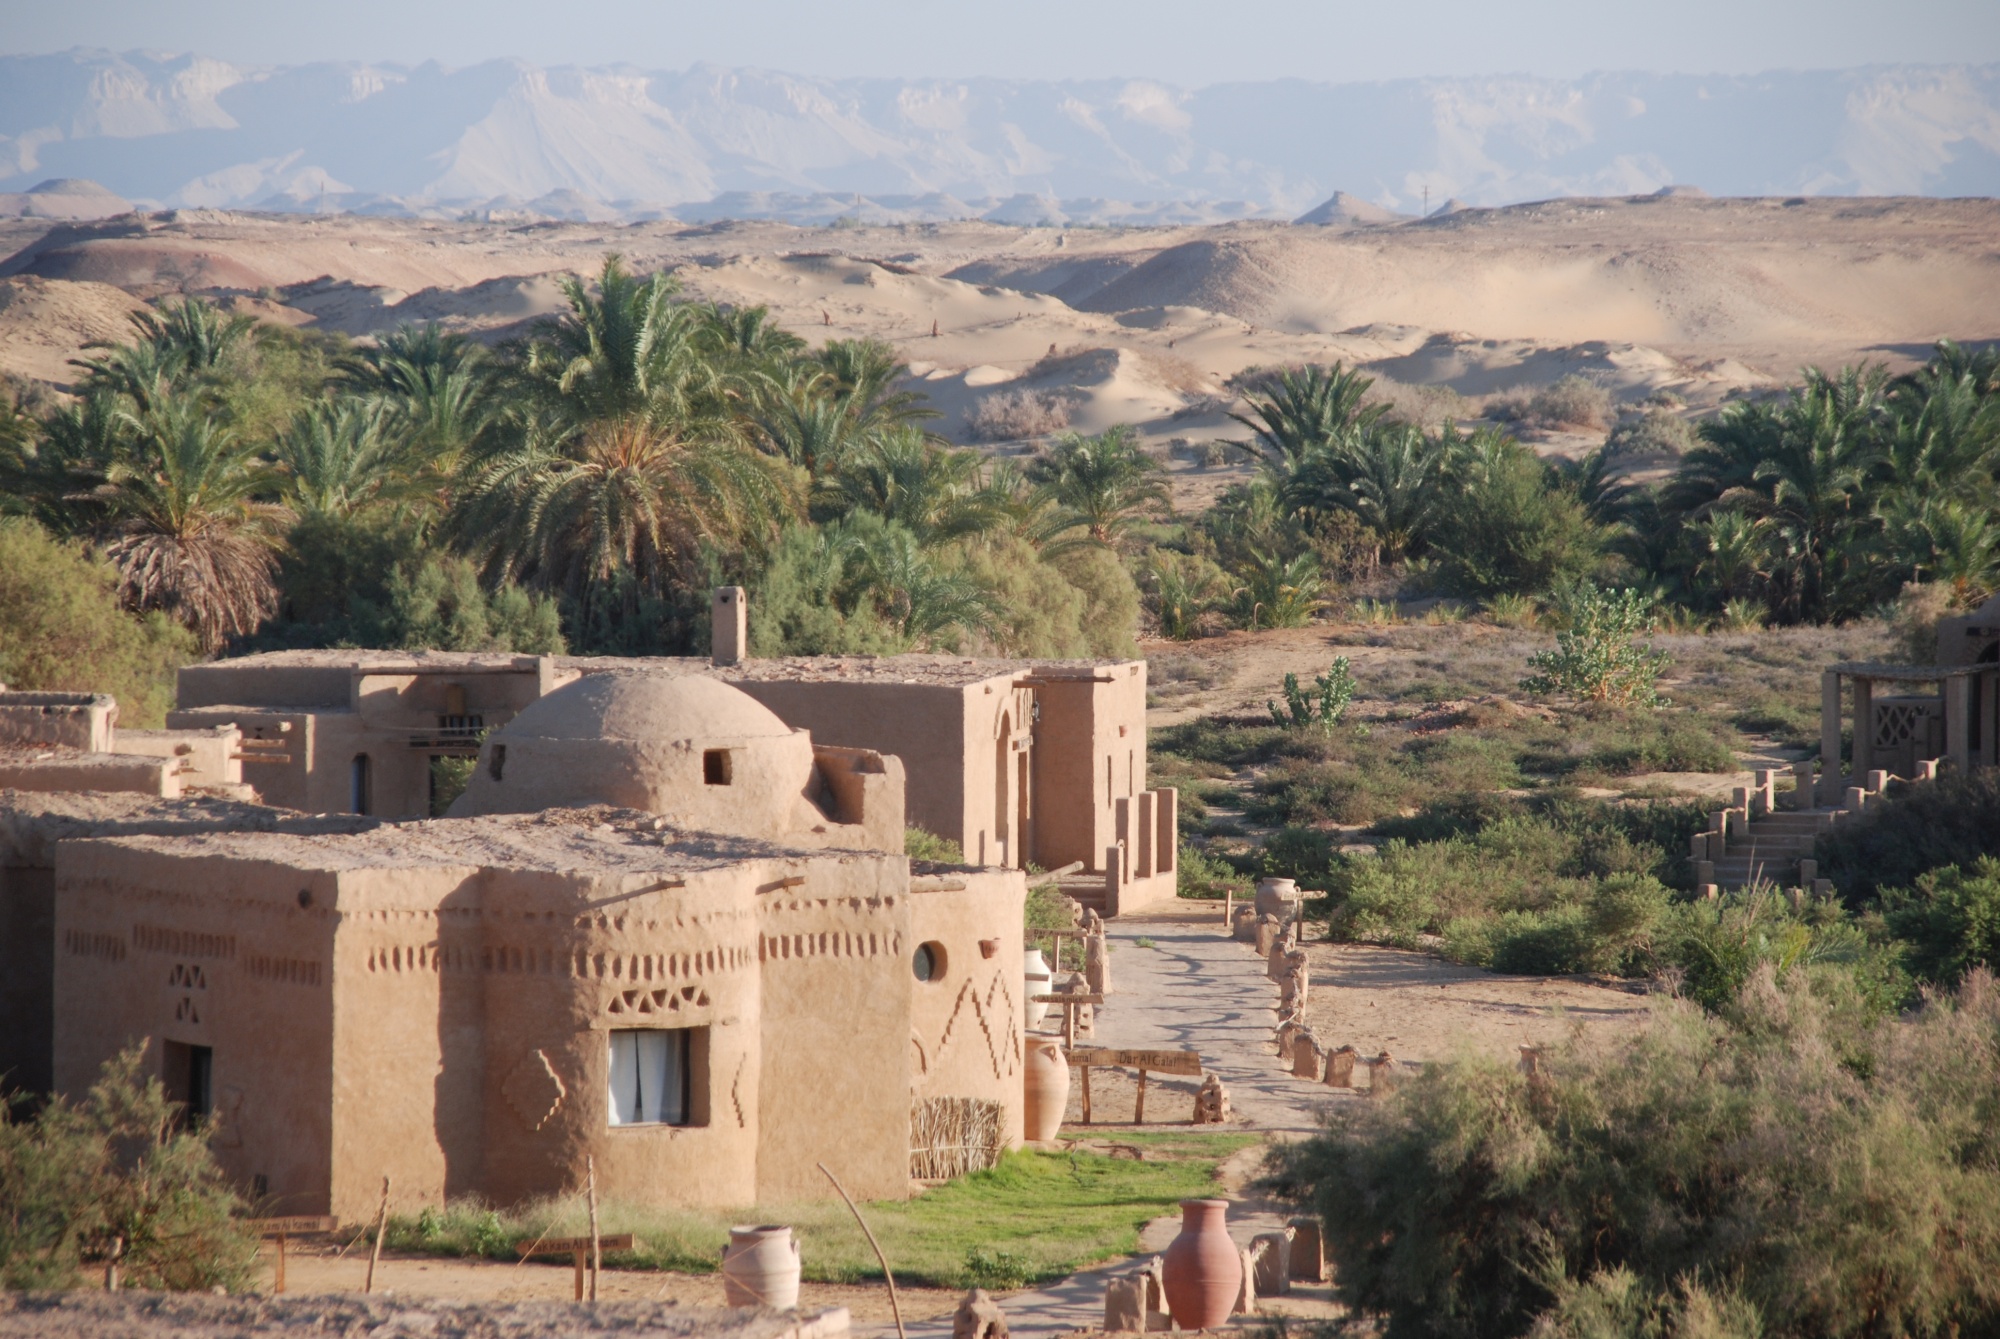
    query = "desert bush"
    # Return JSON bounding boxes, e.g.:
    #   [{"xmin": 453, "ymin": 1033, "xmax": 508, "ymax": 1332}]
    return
[
  {"xmin": 0, "ymin": 1046, "xmax": 257, "ymax": 1291},
  {"xmin": 1532, "ymin": 375, "xmax": 1616, "ymax": 429},
  {"xmin": 0, "ymin": 519, "xmax": 194, "ymax": 727},
  {"xmin": 1883, "ymin": 856, "xmax": 2000, "ymax": 986},
  {"xmin": 1606, "ymin": 406, "xmax": 1698, "ymax": 456},
  {"xmin": 966, "ymin": 388, "xmax": 1073, "ymax": 441},
  {"xmin": 1365, "ymin": 378, "xmax": 1468, "ymax": 429},
  {"xmin": 1176, "ymin": 840, "xmax": 1248, "ymax": 901},
  {"xmin": 1890, "ymin": 579, "xmax": 1957, "ymax": 662},
  {"xmin": 1270, "ymin": 968, "xmax": 2000, "ymax": 1338},
  {"xmin": 906, "ymin": 827, "xmax": 965, "ymax": 863},
  {"xmin": 362, "ymin": 554, "xmax": 566, "ymax": 653},
  {"xmin": 1483, "ymin": 593, "xmax": 1541, "ymax": 628},
  {"xmin": 1140, "ymin": 550, "xmax": 1232, "ymax": 640},
  {"xmin": 1521, "ymin": 583, "xmax": 1671, "ymax": 707}
]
